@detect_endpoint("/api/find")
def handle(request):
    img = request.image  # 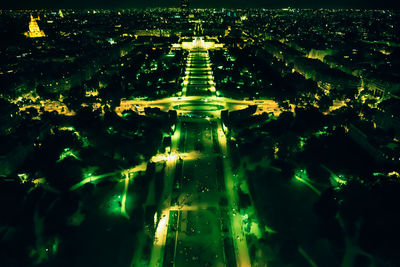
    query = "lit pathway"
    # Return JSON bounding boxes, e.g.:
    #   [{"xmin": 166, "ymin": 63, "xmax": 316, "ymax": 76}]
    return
[
  {"xmin": 182, "ymin": 39, "xmax": 216, "ymax": 97},
  {"xmin": 69, "ymin": 162, "xmax": 147, "ymax": 192},
  {"xmin": 149, "ymin": 36, "xmax": 252, "ymax": 267},
  {"xmin": 149, "ymin": 122, "xmax": 182, "ymax": 267},
  {"xmin": 217, "ymin": 123, "xmax": 252, "ymax": 267},
  {"xmin": 70, "ymin": 172, "xmax": 119, "ymax": 191}
]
